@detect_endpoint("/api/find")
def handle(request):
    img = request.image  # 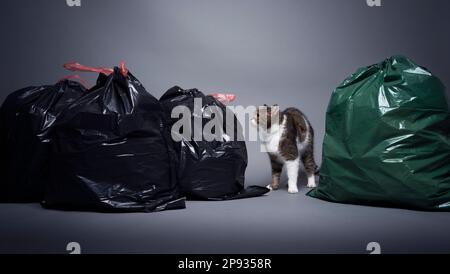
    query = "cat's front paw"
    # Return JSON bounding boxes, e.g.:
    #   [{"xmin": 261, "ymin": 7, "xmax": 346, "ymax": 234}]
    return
[
  {"xmin": 288, "ymin": 187, "xmax": 299, "ymax": 194},
  {"xmin": 307, "ymin": 183, "xmax": 317, "ymax": 188}
]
